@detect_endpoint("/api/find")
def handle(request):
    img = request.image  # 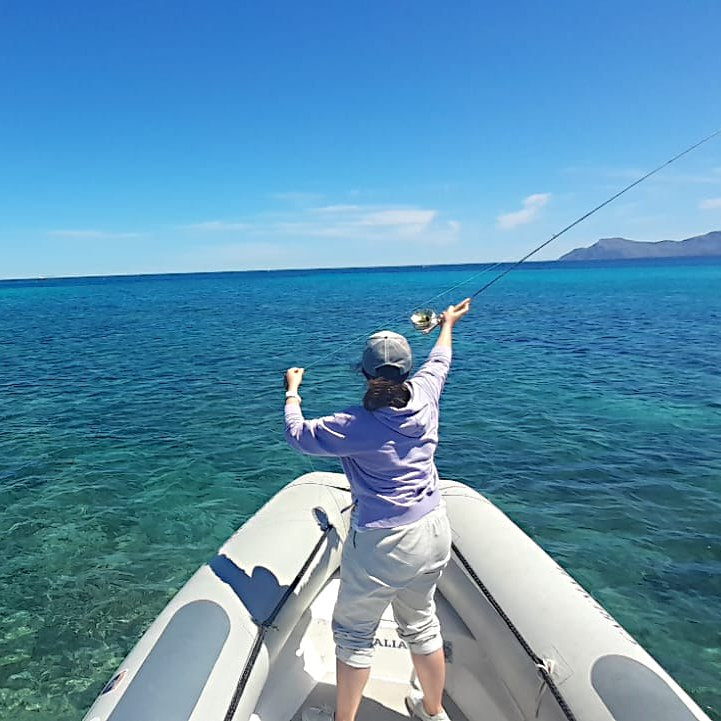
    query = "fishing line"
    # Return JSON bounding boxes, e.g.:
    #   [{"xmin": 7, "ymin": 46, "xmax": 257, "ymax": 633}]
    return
[
  {"xmin": 466, "ymin": 126, "xmax": 721, "ymax": 301},
  {"xmin": 303, "ymin": 261, "xmax": 503, "ymax": 371},
  {"xmin": 410, "ymin": 126, "xmax": 721, "ymax": 332},
  {"xmin": 303, "ymin": 126, "xmax": 721, "ymax": 358}
]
